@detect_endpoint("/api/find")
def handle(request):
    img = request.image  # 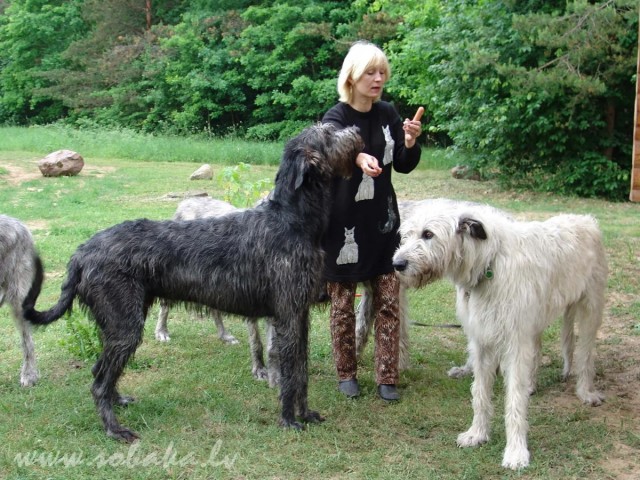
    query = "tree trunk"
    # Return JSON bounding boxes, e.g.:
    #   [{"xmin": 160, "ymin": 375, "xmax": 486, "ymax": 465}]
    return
[
  {"xmin": 631, "ymin": 7, "xmax": 640, "ymax": 201},
  {"xmin": 145, "ymin": 0, "xmax": 152, "ymax": 31}
]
